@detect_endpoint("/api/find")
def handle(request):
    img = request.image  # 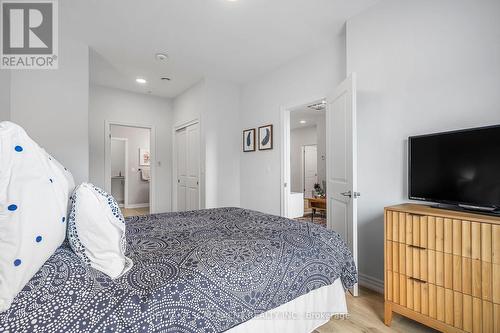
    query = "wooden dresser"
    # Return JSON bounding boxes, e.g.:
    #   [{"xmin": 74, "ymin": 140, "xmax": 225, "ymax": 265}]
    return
[{"xmin": 384, "ymin": 204, "xmax": 500, "ymax": 333}]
